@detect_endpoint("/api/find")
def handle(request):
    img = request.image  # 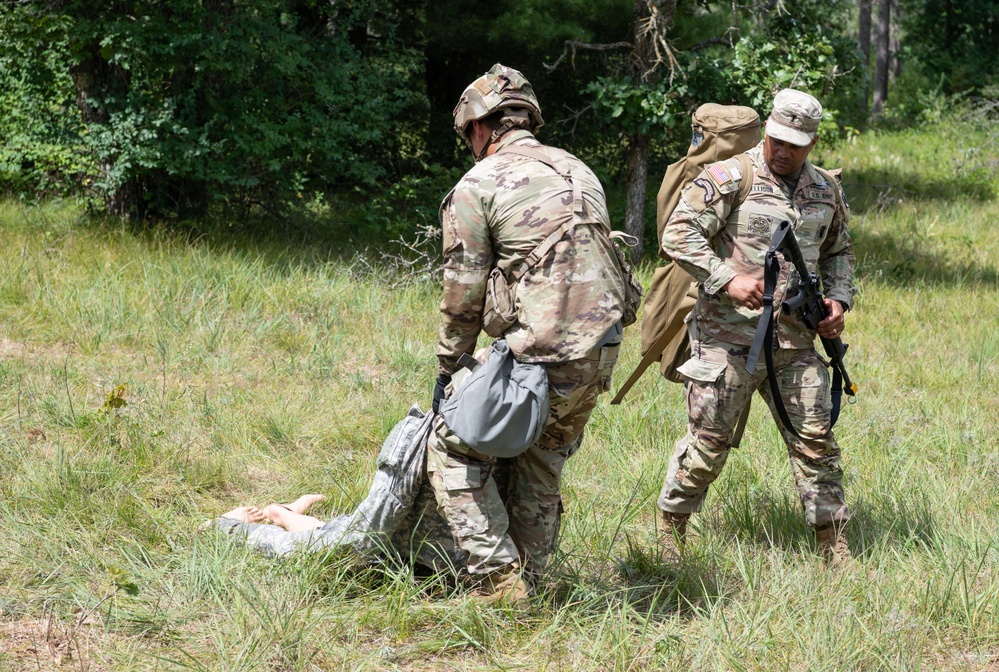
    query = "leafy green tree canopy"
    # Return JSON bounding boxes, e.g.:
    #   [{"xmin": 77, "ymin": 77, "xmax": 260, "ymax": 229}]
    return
[
  {"xmin": 903, "ymin": 0, "xmax": 999, "ymax": 95},
  {"xmin": 0, "ymin": 0, "xmax": 425, "ymax": 218}
]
